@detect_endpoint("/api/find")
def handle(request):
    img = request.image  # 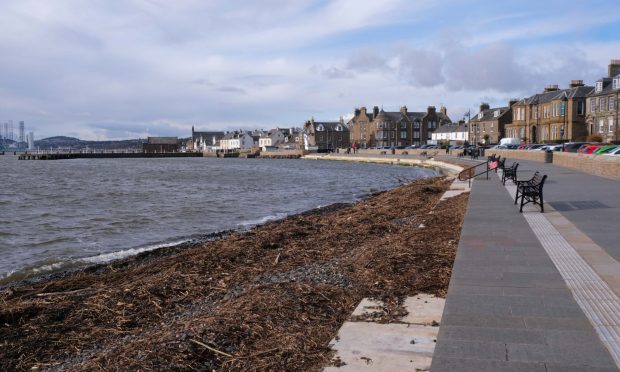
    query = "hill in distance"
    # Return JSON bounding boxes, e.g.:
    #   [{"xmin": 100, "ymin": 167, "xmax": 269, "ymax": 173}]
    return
[{"xmin": 35, "ymin": 136, "xmax": 146, "ymax": 150}]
